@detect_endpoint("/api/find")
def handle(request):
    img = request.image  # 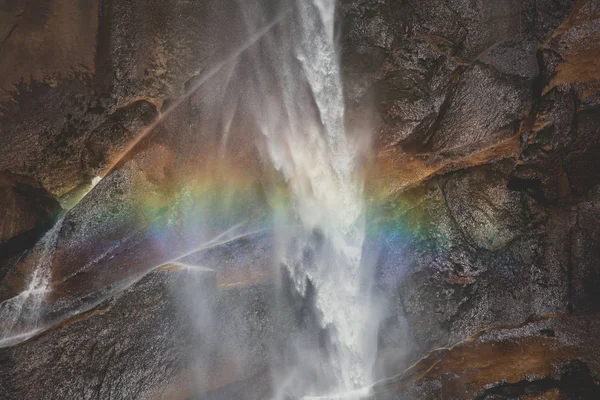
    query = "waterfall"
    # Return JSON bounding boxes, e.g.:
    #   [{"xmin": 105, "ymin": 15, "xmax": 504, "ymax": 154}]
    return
[
  {"xmin": 238, "ymin": 0, "xmax": 376, "ymax": 397},
  {"xmin": 0, "ymin": 0, "xmax": 377, "ymax": 395}
]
